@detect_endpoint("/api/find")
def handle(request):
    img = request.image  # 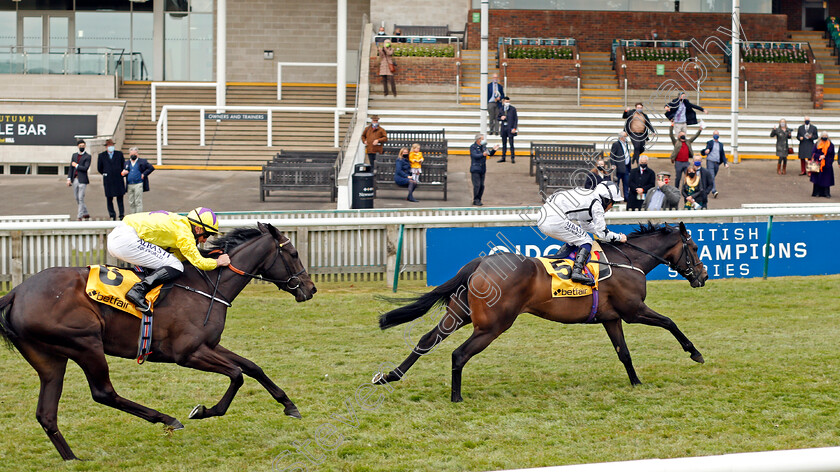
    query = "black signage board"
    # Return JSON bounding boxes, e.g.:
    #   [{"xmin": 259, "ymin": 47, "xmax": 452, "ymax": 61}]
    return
[
  {"xmin": 0, "ymin": 114, "xmax": 97, "ymax": 145},
  {"xmin": 205, "ymin": 113, "xmax": 267, "ymax": 120}
]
